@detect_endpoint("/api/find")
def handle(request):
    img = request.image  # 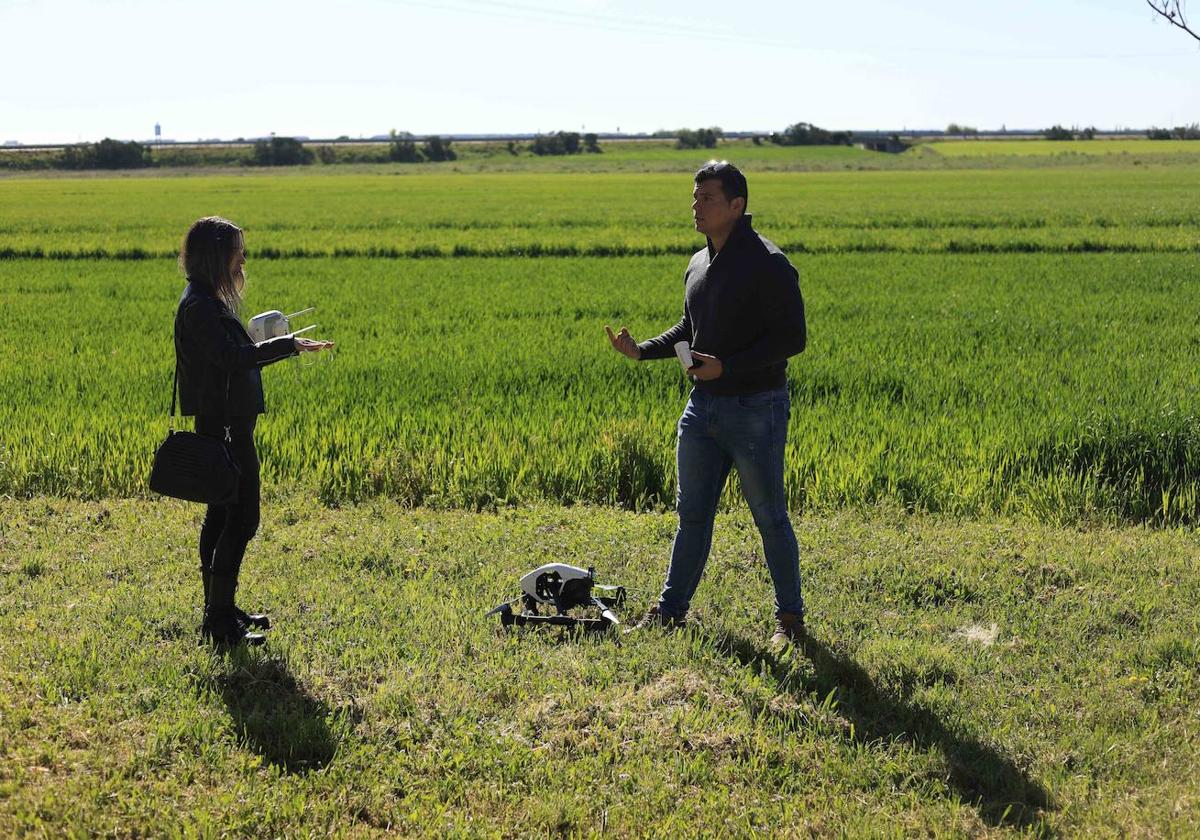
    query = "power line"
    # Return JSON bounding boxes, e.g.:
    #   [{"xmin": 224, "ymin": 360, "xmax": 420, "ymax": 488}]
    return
[{"xmin": 397, "ymin": 0, "xmax": 1197, "ymax": 61}]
